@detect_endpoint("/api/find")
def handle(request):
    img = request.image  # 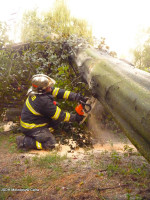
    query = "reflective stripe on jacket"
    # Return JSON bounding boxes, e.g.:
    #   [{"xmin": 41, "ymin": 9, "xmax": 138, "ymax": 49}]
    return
[{"xmin": 51, "ymin": 87, "xmax": 77, "ymax": 101}]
